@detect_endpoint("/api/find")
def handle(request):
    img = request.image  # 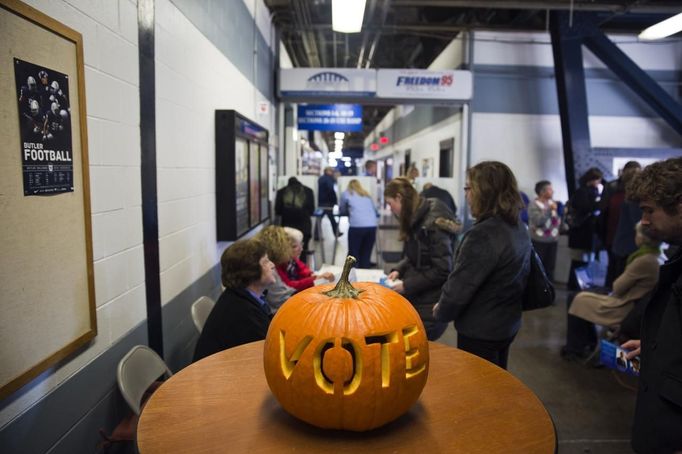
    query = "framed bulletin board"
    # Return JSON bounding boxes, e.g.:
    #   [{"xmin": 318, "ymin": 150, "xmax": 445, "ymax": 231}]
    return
[
  {"xmin": 0, "ymin": 0, "xmax": 96, "ymax": 400},
  {"xmin": 215, "ymin": 110, "xmax": 269, "ymax": 241}
]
